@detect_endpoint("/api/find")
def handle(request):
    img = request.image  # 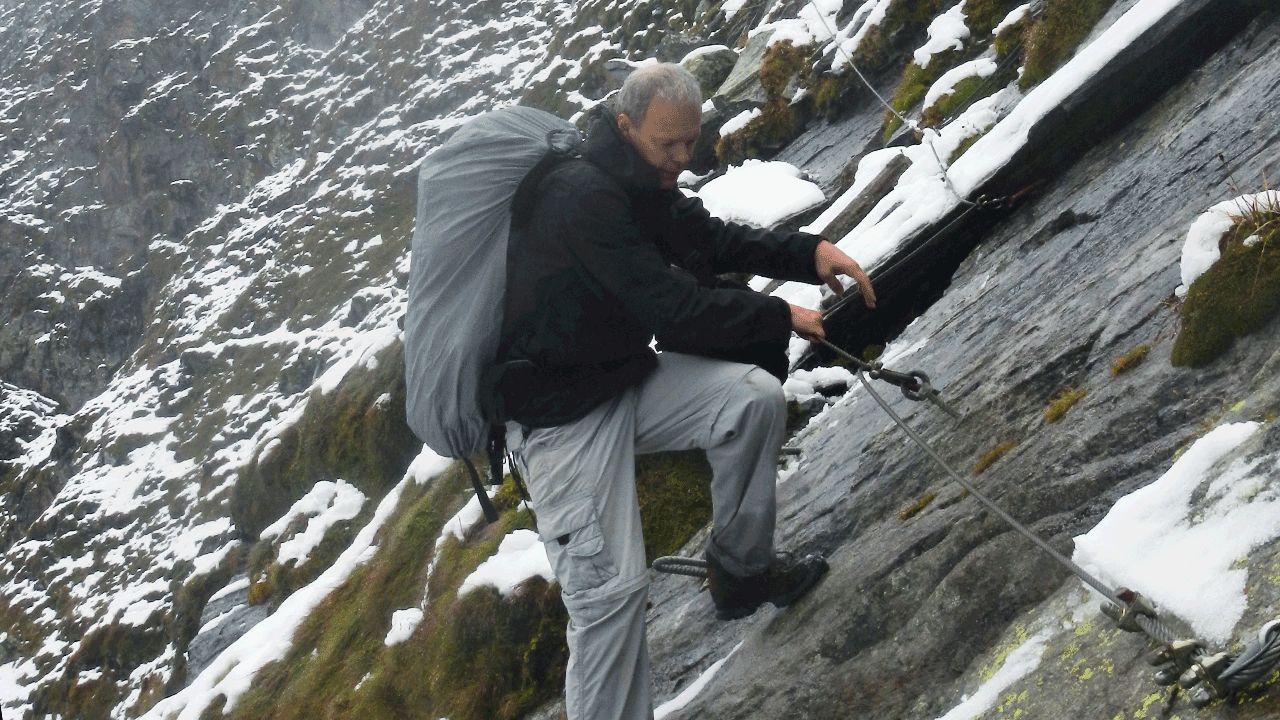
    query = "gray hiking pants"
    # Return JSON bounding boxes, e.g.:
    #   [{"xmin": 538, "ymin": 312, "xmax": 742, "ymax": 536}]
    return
[{"xmin": 506, "ymin": 352, "xmax": 786, "ymax": 720}]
